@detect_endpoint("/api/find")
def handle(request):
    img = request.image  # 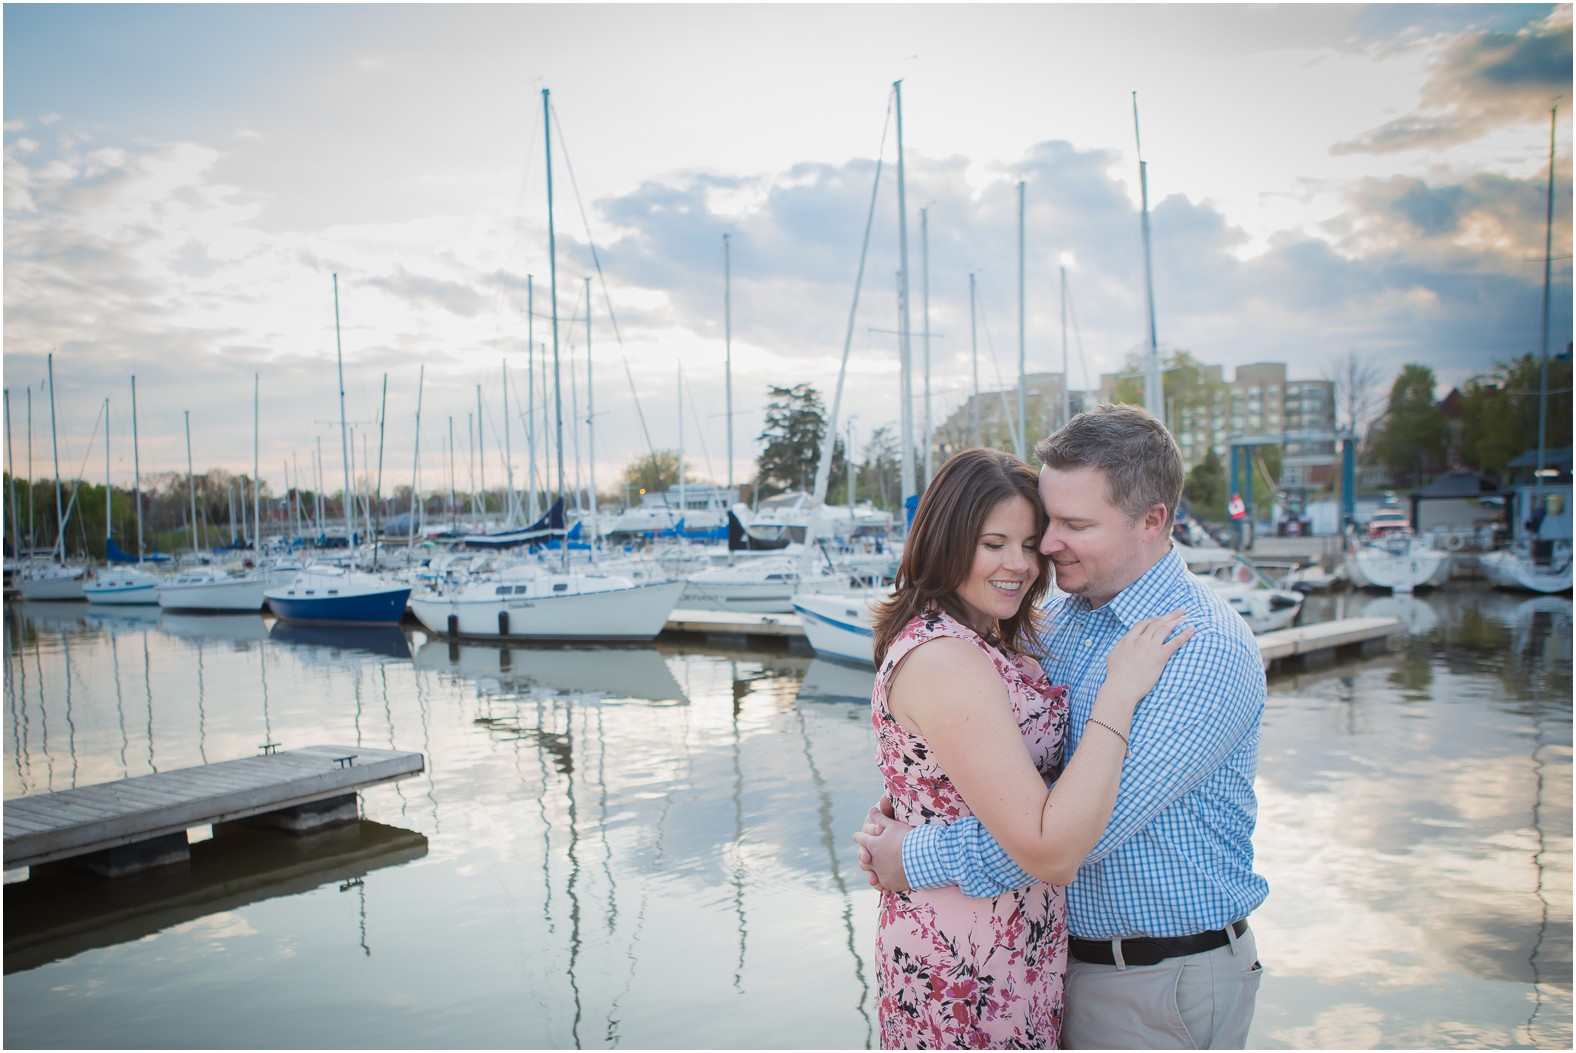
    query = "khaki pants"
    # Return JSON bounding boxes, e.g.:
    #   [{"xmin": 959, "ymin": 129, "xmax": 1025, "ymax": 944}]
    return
[{"xmin": 1062, "ymin": 925, "xmax": 1262, "ymax": 1049}]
